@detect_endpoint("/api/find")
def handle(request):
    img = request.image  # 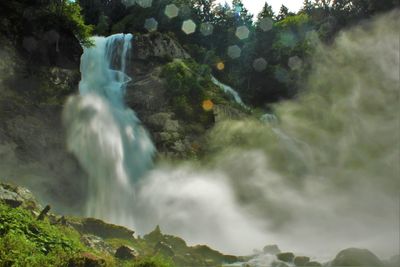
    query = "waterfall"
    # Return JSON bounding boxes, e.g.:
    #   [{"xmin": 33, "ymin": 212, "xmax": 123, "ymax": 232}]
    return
[
  {"xmin": 63, "ymin": 34, "xmax": 155, "ymax": 226},
  {"xmin": 211, "ymin": 75, "xmax": 248, "ymax": 108}
]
